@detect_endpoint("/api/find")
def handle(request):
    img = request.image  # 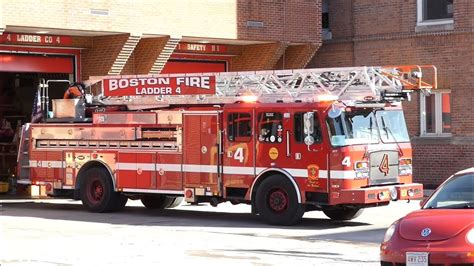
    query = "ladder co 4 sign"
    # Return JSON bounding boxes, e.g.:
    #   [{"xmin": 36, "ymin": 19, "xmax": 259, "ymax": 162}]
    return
[{"xmin": 103, "ymin": 76, "xmax": 216, "ymax": 96}]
